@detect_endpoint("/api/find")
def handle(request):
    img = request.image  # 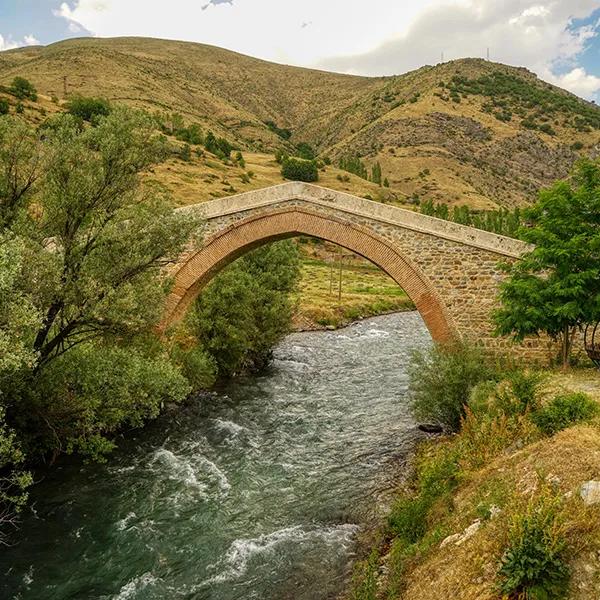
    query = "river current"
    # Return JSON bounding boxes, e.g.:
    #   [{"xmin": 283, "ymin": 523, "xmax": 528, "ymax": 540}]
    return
[{"xmin": 2, "ymin": 312, "xmax": 431, "ymax": 600}]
